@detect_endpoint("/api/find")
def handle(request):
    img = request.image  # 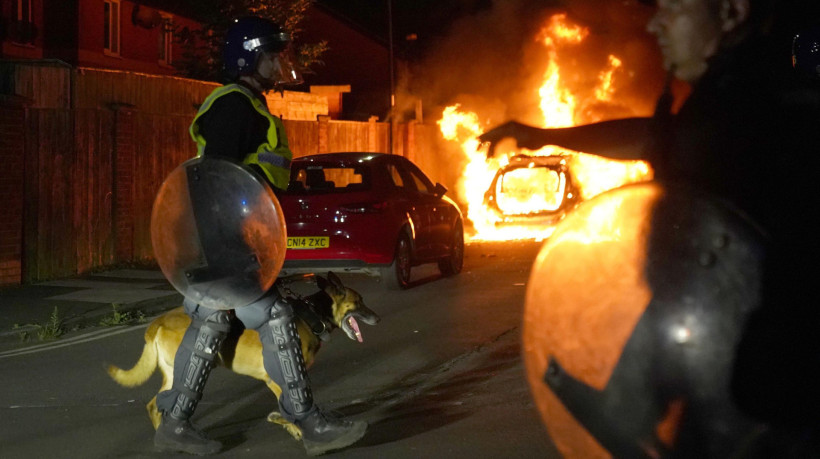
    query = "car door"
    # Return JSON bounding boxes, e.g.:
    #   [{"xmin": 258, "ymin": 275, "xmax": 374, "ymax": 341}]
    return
[
  {"xmin": 382, "ymin": 158, "xmax": 428, "ymax": 258},
  {"xmin": 397, "ymin": 159, "xmax": 444, "ymax": 260}
]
